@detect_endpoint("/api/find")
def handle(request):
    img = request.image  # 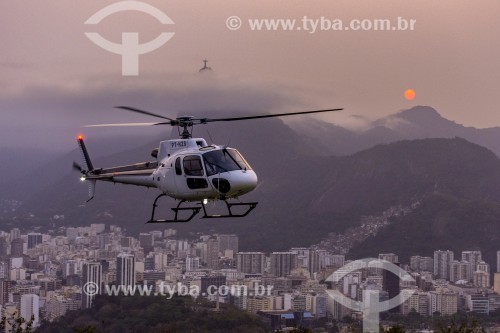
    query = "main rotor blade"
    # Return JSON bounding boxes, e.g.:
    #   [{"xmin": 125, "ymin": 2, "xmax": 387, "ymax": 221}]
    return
[
  {"xmin": 115, "ymin": 106, "xmax": 175, "ymax": 121},
  {"xmin": 84, "ymin": 122, "xmax": 162, "ymax": 127},
  {"xmin": 201, "ymin": 108, "xmax": 343, "ymax": 123}
]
